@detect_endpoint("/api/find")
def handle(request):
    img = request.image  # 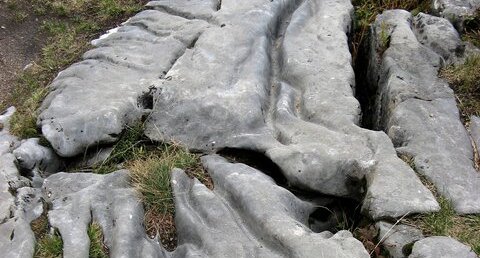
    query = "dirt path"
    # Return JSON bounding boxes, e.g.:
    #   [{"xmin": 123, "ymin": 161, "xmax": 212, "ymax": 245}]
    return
[{"xmin": 0, "ymin": 3, "xmax": 44, "ymax": 109}]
